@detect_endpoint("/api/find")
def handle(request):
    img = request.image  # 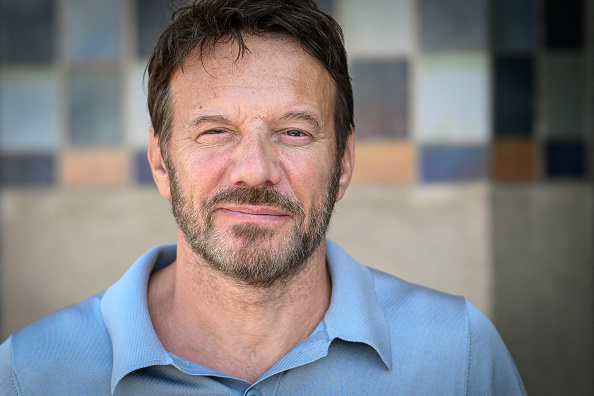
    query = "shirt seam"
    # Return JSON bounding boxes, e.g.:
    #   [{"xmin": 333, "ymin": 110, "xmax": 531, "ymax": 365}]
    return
[{"xmin": 9, "ymin": 339, "xmax": 22, "ymax": 396}]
